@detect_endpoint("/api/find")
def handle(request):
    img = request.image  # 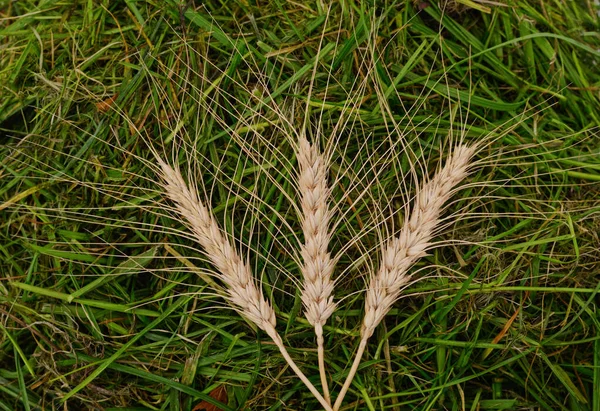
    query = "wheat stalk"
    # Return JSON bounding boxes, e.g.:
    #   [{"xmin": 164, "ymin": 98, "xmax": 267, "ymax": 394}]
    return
[
  {"xmin": 333, "ymin": 144, "xmax": 477, "ymax": 411},
  {"xmin": 296, "ymin": 135, "xmax": 336, "ymax": 405},
  {"xmin": 155, "ymin": 157, "xmax": 334, "ymax": 411}
]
